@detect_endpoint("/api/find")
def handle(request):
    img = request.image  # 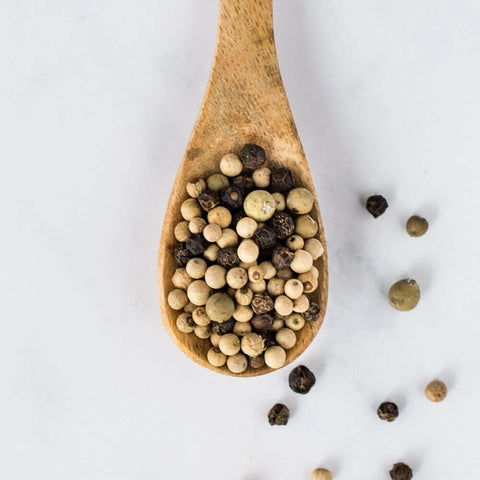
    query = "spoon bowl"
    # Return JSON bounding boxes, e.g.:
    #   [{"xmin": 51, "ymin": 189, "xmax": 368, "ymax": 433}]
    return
[{"xmin": 158, "ymin": 0, "xmax": 328, "ymax": 376}]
